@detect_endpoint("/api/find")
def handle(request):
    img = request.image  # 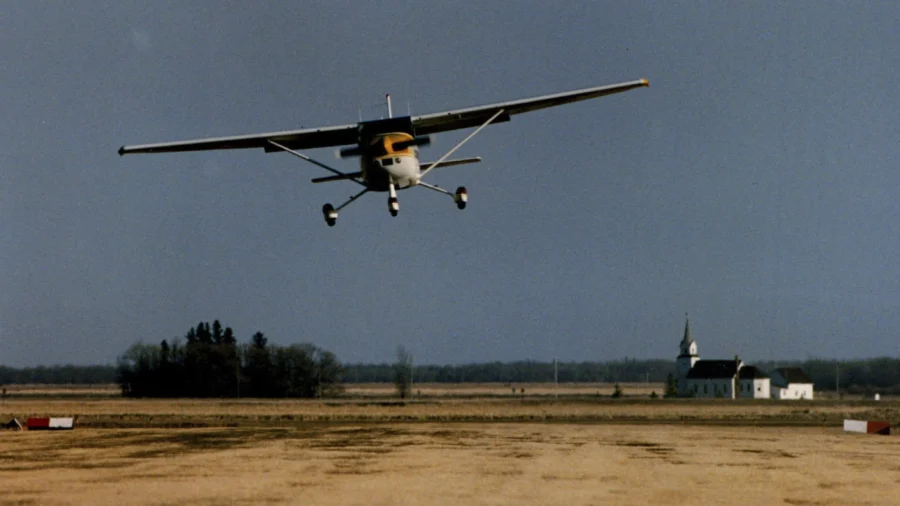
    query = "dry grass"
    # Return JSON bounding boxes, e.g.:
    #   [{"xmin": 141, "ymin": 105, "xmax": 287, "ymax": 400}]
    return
[
  {"xmin": 3, "ymin": 382, "xmax": 661, "ymax": 398},
  {"xmin": 2, "ymin": 423, "xmax": 899, "ymax": 505},
  {"xmin": 344, "ymin": 382, "xmax": 666, "ymax": 397},
  {"xmin": 0, "ymin": 384, "xmax": 120, "ymax": 397},
  {"xmin": 2, "ymin": 393, "xmax": 898, "ymax": 429}
]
